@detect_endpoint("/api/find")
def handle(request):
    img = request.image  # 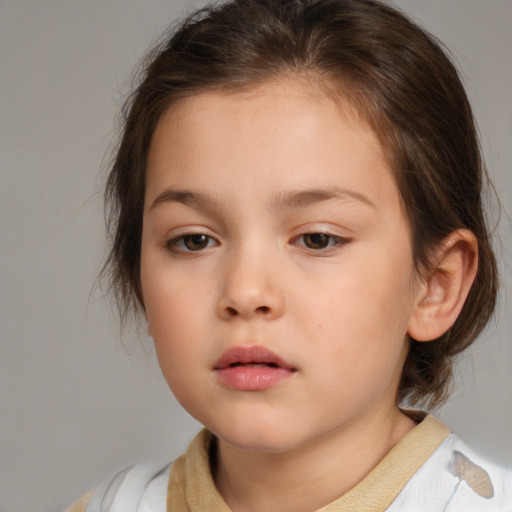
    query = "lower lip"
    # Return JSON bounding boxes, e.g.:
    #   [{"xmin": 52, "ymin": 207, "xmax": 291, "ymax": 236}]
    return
[{"xmin": 215, "ymin": 366, "xmax": 295, "ymax": 391}]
